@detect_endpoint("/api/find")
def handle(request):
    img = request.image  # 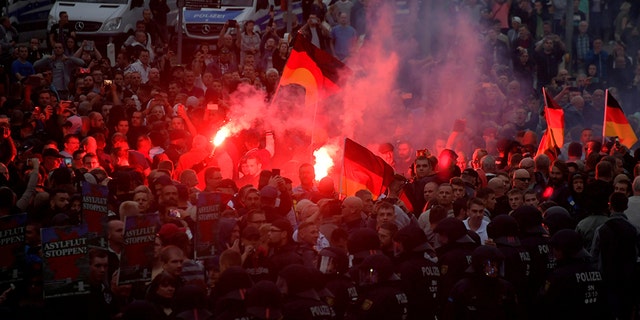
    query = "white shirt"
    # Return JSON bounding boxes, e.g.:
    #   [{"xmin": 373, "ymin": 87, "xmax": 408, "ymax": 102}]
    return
[
  {"xmin": 464, "ymin": 218, "xmax": 490, "ymax": 244},
  {"xmin": 126, "ymin": 59, "xmax": 150, "ymax": 83}
]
